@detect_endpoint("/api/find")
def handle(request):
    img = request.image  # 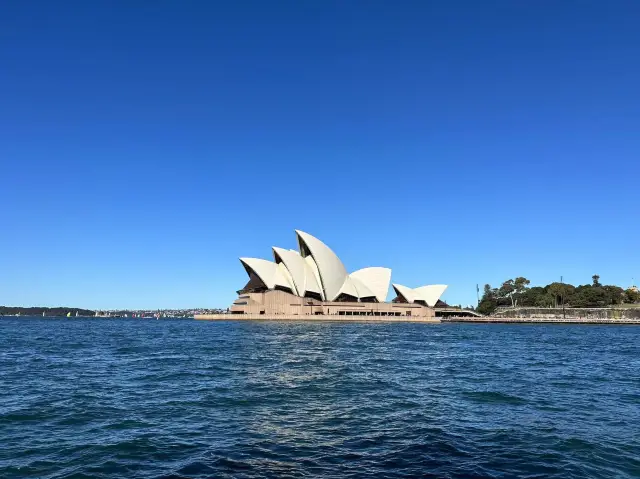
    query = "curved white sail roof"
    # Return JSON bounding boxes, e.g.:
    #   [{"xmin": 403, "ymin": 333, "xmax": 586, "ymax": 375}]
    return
[
  {"xmin": 413, "ymin": 284, "xmax": 448, "ymax": 307},
  {"xmin": 304, "ymin": 255, "xmax": 325, "ymax": 299},
  {"xmin": 393, "ymin": 283, "xmax": 448, "ymax": 306},
  {"xmin": 337, "ymin": 276, "xmax": 360, "ymax": 299},
  {"xmin": 238, "ymin": 230, "xmax": 447, "ymax": 306},
  {"xmin": 296, "ymin": 230, "xmax": 348, "ymax": 301},
  {"xmin": 349, "ymin": 276, "xmax": 376, "ymax": 300},
  {"xmin": 350, "ymin": 267, "xmax": 391, "ymax": 302},
  {"xmin": 392, "ymin": 284, "xmax": 415, "ymax": 303},
  {"xmin": 239, "ymin": 257, "xmax": 295, "ymax": 292},
  {"xmin": 272, "ymin": 247, "xmax": 302, "ymax": 296},
  {"xmin": 278, "ymin": 263, "xmax": 297, "ymax": 295},
  {"xmin": 272, "ymin": 247, "xmax": 323, "ymax": 298}
]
